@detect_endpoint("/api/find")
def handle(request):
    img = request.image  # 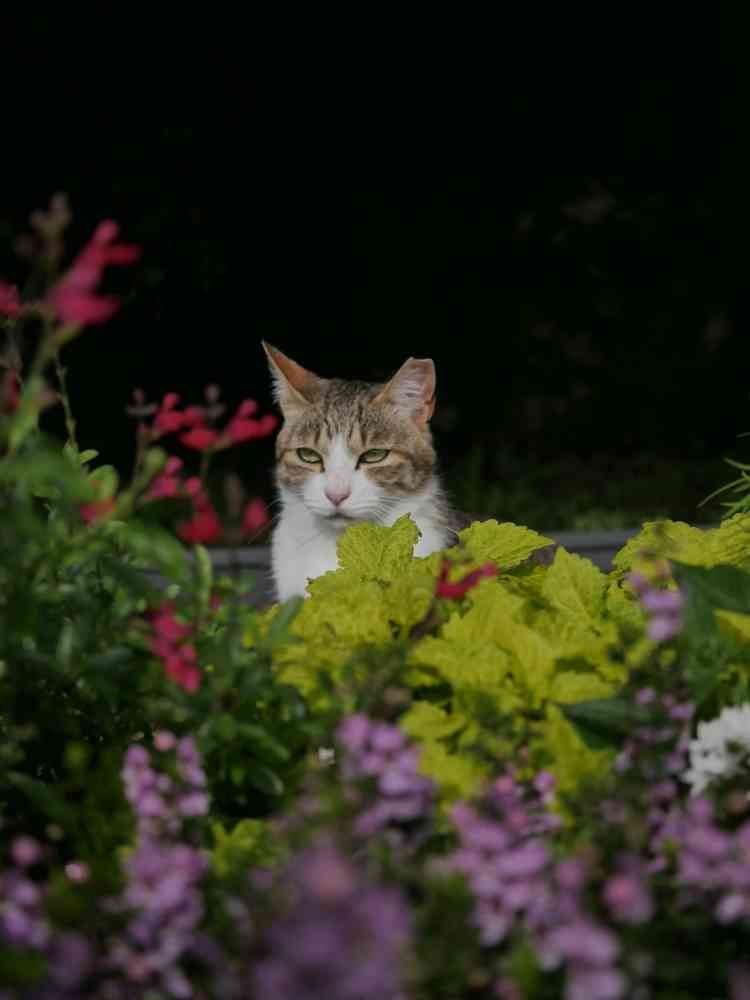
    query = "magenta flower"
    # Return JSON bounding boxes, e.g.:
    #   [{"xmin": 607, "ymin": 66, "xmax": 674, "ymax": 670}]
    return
[
  {"xmin": 0, "ymin": 280, "xmax": 20, "ymax": 317},
  {"xmin": 47, "ymin": 219, "xmax": 140, "ymax": 327}
]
